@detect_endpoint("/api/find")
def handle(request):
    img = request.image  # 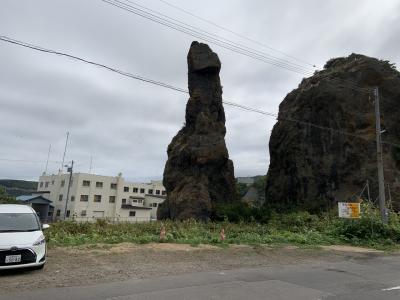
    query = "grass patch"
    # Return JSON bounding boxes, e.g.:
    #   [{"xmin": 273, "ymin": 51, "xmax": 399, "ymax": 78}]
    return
[{"xmin": 45, "ymin": 205, "xmax": 400, "ymax": 250}]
